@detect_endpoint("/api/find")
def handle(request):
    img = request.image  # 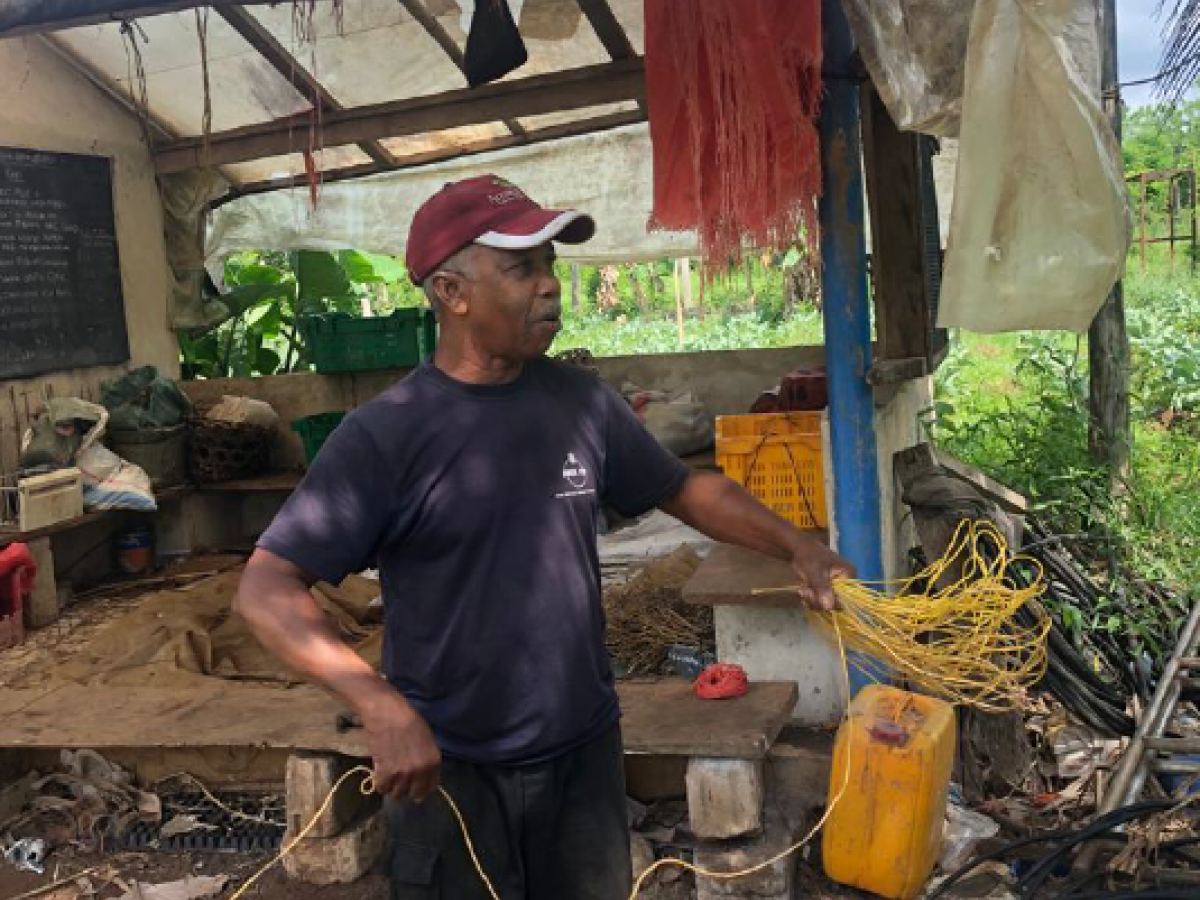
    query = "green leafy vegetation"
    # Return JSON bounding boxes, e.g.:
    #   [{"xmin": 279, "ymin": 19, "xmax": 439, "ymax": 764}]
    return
[
  {"xmin": 928, "ymin": 273, "xmax": 1200, "ymax": 656},
  {"xmin": 181, "ymin": 252, "xmax": 822, "ymax": 377}
]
